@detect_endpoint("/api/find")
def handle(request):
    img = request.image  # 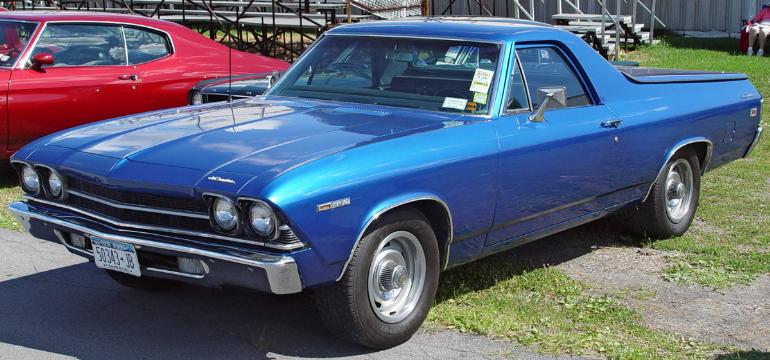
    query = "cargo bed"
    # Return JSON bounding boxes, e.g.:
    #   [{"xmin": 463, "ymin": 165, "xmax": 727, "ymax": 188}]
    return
[{"xmin": 616, "ymin": 66, "xmax": 748, "ymax": 84}]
